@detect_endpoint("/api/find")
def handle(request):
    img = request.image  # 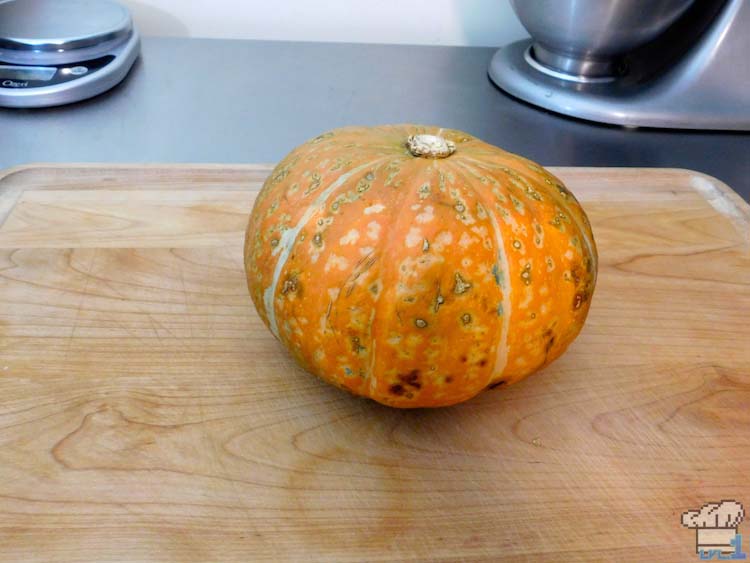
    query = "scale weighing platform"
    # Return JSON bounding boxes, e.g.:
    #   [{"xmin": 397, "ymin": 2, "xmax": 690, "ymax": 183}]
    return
[{"xmin": 0, "ymin": 0, "xmax": 140, "ymax": 108}]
